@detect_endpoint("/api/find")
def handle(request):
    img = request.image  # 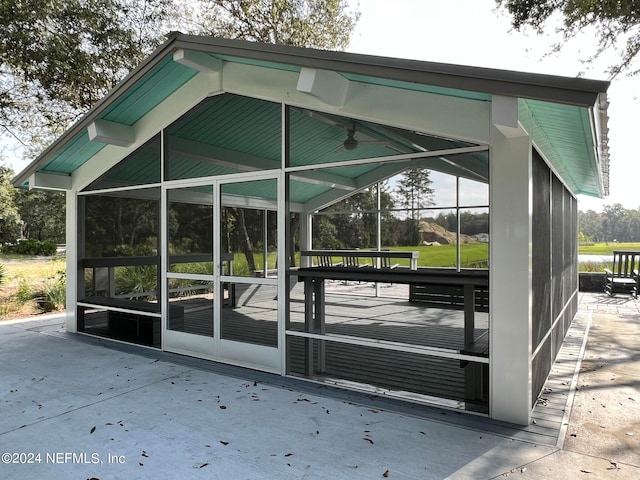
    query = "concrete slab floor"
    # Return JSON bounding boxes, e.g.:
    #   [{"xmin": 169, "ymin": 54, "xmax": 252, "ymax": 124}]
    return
[{"xmin": 1, "ymin": 293, "xmax": 639, "ymax": 480}]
